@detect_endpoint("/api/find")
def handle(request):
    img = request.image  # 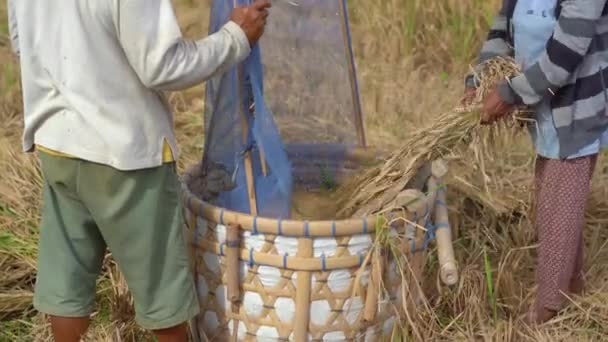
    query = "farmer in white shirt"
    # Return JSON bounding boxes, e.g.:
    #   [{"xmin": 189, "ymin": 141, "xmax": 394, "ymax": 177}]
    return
[{"xmin": 7, "ymin": 0, "xmax": 270, "ymax": 340}]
